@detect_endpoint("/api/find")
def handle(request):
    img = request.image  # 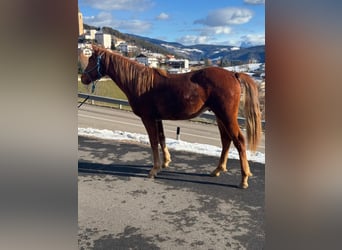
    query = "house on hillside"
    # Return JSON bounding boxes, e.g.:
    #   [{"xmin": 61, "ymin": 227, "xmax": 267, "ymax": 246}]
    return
[
  {"xmin": 117, "ymin": 42, "xmax": 138, "ymax": 54},
  {"xmin": 136, "ymin": 54, "xmax": 159, "ymax": 68},
  {"xmin": 95, "ymin": 32, "xmax": 111, "ymax": 49},
  {"xmin": 166, "ymin": 58, "xmax": 190, "ymax": 74},
  {"xmin": 82, "ymin": 29, "xmax": 97, "ymax": 40}
]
